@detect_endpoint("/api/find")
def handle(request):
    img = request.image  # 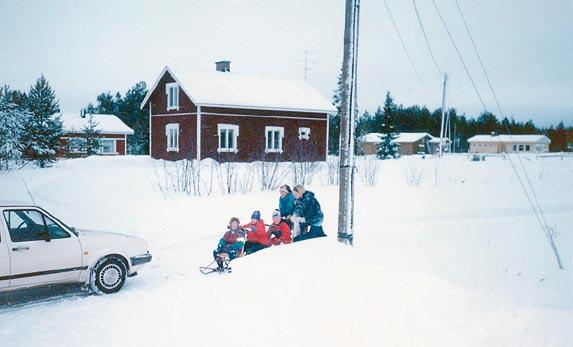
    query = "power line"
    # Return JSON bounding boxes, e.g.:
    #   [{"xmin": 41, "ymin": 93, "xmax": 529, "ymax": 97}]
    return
[
  {"xmin": 430, "ymin": 0, "xmax": 489, "ymax": 112},
  {"xmin": 452, "ymin": 0, "xmax": 562, "ymax": 269},
  {"xmin": 412, "ymin": 0, "xmax": 443, "ymax": 77},
  {"xmin": 453, "ymin": 0, "xmax": 502, "ymax": 116},
  {"xmin": 382, "ymin": 0, "xmax": 436, "ymax": 106}
]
